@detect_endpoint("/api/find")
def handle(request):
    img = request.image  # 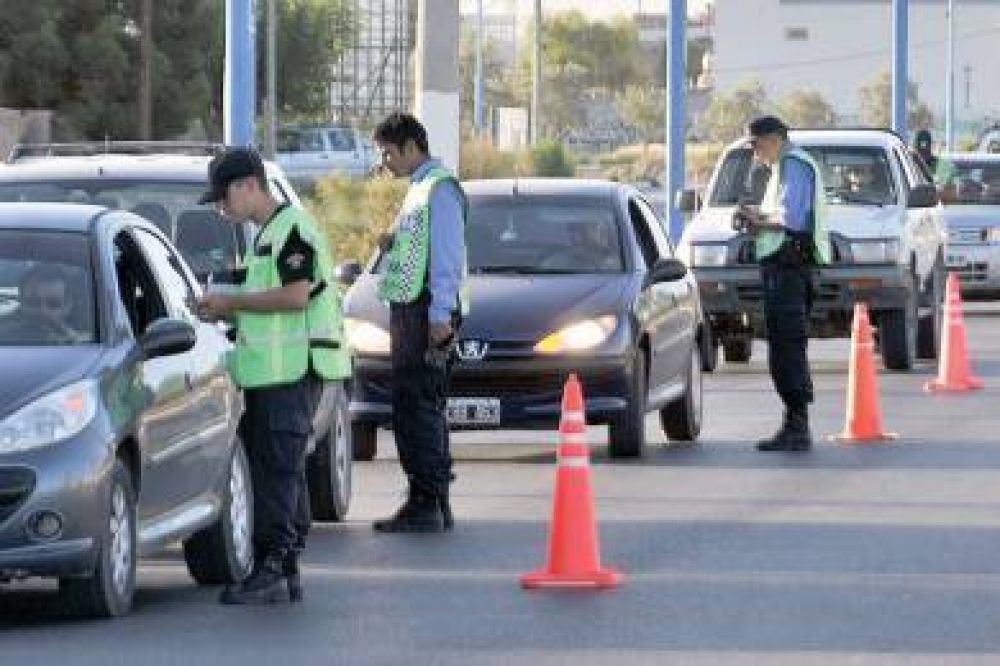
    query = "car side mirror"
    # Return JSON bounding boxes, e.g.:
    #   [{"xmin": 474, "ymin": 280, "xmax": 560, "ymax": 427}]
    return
[
  {"xmin": 908, "ymin": 183, "xmax": 939, "ymax": 208},
  {"xmin": 676, "ymin": 189, "xmax": 700, "ymax": 214},
  {"xmin": 138, "ymin": 318, "xmax": 196, "ymax": 361},
  {"xmin": 335, "ymin": 261, "xmax": 363, "ymax": 286},
  {"xmin": 647, "ymin": 257, "xmax": 688, "ymax": 284}
]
